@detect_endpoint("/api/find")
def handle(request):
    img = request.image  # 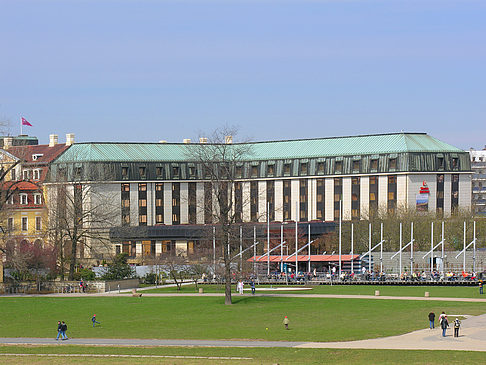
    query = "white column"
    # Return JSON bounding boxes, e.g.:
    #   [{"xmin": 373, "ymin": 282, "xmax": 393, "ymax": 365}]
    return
[
  {"xmin": 242, "ymin": 182, "xmax": 251, "ymax": 222},
  {"xmin": 130, "ymin": 183, "xmax": 138, "ymax": 226},
  {"xmin": 309, "ymin": 178, "xmax": 316, "ymax": 220},
  {"xmin": 325, "ymin": 178, "xmax": 334, "ymax": 221},
  {"xmin": 291, "ymin": 179, "xmax": 299, "ymax": 221},
  {"xmin": 397, "ymin": 174, "xmax": 407, "ymax": 211},
  {"xmin": 146, "ymin": 183, "xmax": 154, "ymax": 225},
  {"xmin": 136, "ymin": 241, "xmax": 142, "ymax": 257},
  {"xmin": 274, "ymin": 180, "xmax": 283, "ymax": 222},
  {"xmin": 180, "ymin": 182, "xmax": 189, "ymax": 224},
  {"xmin": 164, "ymin": 183, "xmax": 172, "ymax": 225},
  {"xmin": 378, "ymin": 175, "xmax": 388, "ymax": 212},
  {"xmin": 196, "ymin": 182, "xmax": 205, "ymax": 224},
  {"xmin": 444, "ymin": 174, "xmax": 452, "ymax": 217},
  {"xmin": 459, "ymin": 174, "xmax": 472, "ymax": 210},
  {"xmin": 426, "ymin": 175, "xmax": 436, "ymax": 213},
  {"xmin": 258, "ymin": 181, "xmax": 267, "ymax": 222},
  {"xmin": 360, "ymin": 176, "xmax": 369, "ymax": 220},
  {"xmin": 155, "ymin": 241, "xmax": 162, "ymax": 255},
  {"xmin": 342, "ymin": 177, "xmax": 352, "ymax": 220}
]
